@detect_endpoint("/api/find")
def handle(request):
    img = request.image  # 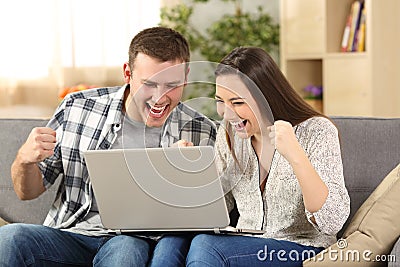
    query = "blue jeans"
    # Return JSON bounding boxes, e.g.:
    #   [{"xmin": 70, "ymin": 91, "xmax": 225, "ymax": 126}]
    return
[
  {"xmin": 186, "ymin": 234, "xmax": 324, "ymax": 267},
  {"xmin": 0, "ymin": 223, "xmax": 191, "ymax": 267}
]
